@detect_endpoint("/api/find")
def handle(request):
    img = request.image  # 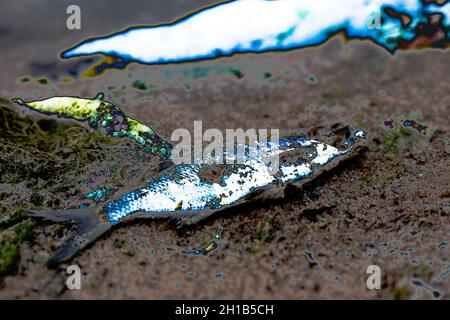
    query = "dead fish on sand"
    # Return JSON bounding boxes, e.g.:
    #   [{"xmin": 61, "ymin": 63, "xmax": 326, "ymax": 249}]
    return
[{"xmin": 13, "ymin": 95, "xmax": 366, "ymax": 267}]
